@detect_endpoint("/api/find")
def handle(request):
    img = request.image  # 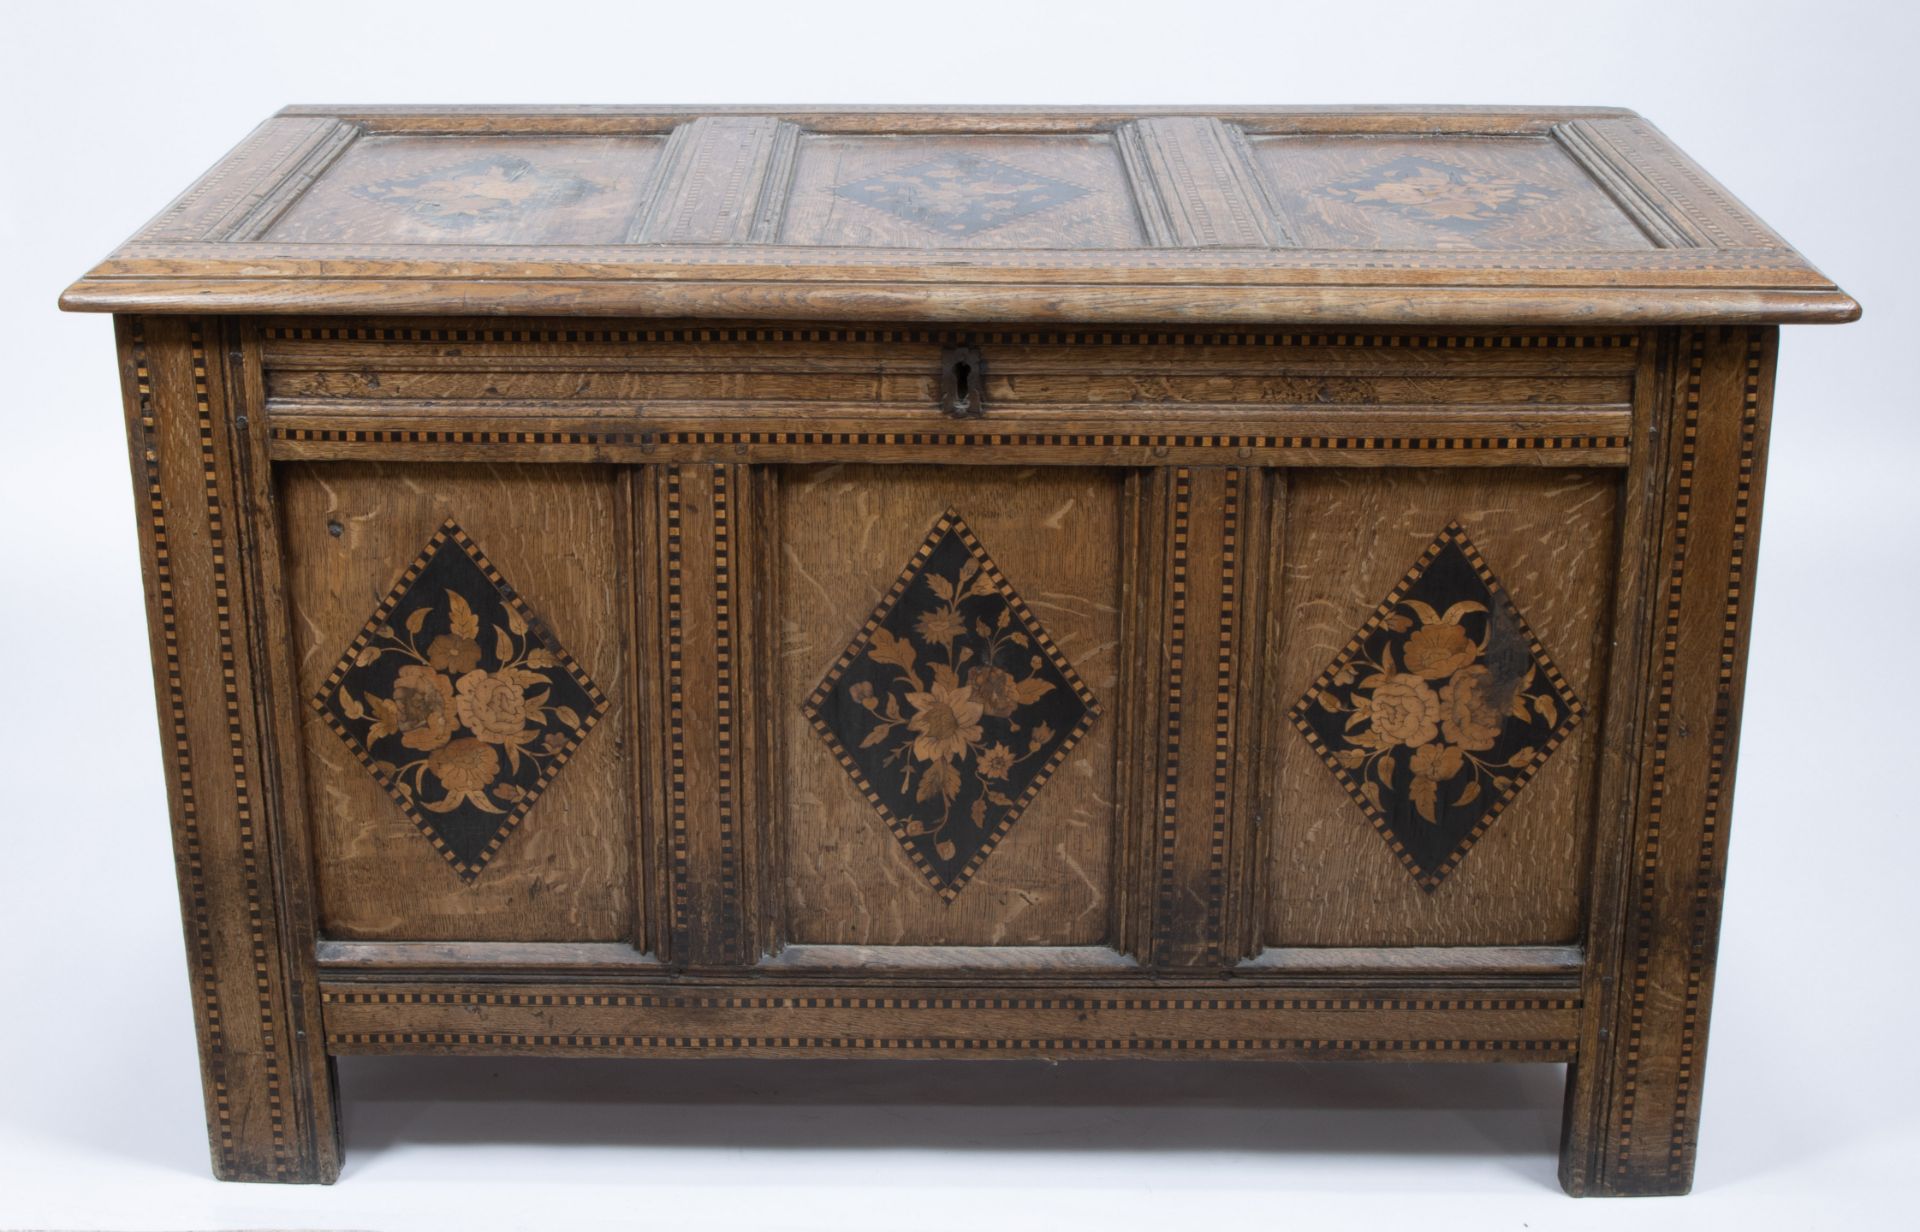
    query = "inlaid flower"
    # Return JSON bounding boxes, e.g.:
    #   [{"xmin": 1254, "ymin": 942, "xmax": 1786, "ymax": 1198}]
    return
[
  {"xmin": 426, "ymin": 633, "xmax": 483, "ymax": 674},
  {"xmin": 1409, "ymin": 741, "xmax": 1465, "ymax": 782},
  {"xmin": 966, "ymin": 664, "xmax": 1020, "ymax": 718},
  {"xmin": 392, "ymin": 665, "xmax": 457, "ymax": 751},
  {"xmin": 914, "ymin": 607, "xmax": 968, "ymax": 647},
  {"xmin": 455, "ymin": 669, "xmax": 539, "ymax": 743},
  {"xmin": 977, "ymin": 742, "xmax": 1017, "ymax": 780},
  {"xmin": 1368, "ymin": 674, "xmax": 1442, "ymax": 748},
  {"xmin": 1440, "ymin": 664, "xmax": 1506, "ymax": 752},
  {"xmin": 426, "ymin": 738, "xmax": 502, "ymax": 811},
  {"xmin": 1403, "ymin": 622, "xmax": 1478, "ymax": 679},
  {"xmin": 906, "ymin": 681, "xmax": 984, "ymax": 764}
]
